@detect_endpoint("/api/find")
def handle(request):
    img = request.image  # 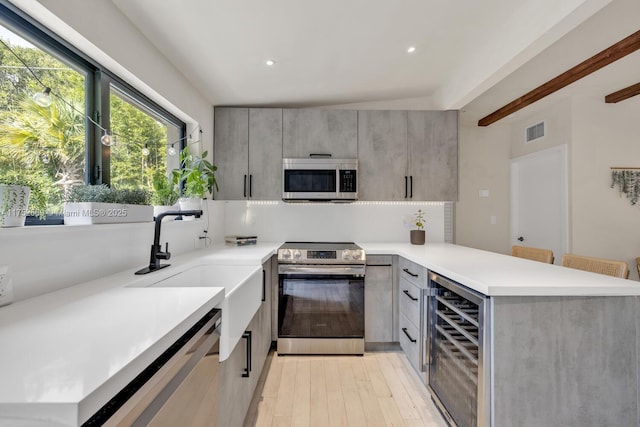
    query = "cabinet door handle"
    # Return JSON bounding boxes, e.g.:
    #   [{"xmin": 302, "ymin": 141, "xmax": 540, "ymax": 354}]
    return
[
  {"xmin": 243, "ymin": 175, "xmax": 247, "ymax": 198},
  {"xmin": 403, "ymin": 268, "xmax": 419, "ymax": 278},
  {"xmin": 402, "ymin": 327, "xmax": 417, "ymax": 343},
  {"xmin": 403, "ymin": 289, "xmax": 418, "ymax": 301},
  {"xmin": 242, "ymin": 330, "xmax": 252, "ymax": 377},
  {"xmin": 410, "ymin": 176, "xmax": 413, "ymax": 198},
  {"xmin": 249, "ymin": 174, "xmax": 253, "ymax": 198},
  {"xmin": 404, "ymin": 176, "xmax": 408, "ymax": 198},
  {"xmin": 262, "ymin": 269, "xmax": 266, "ymax": 302}
]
